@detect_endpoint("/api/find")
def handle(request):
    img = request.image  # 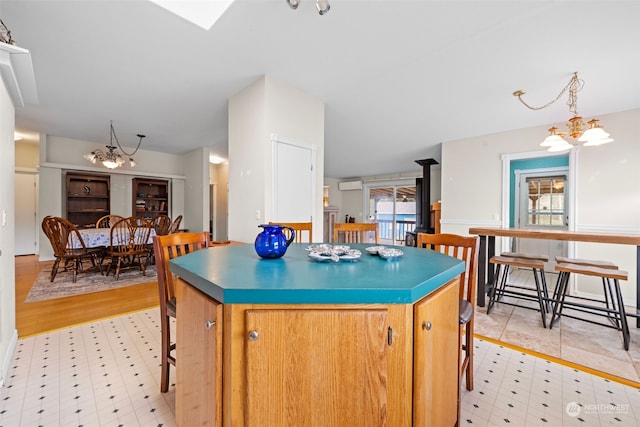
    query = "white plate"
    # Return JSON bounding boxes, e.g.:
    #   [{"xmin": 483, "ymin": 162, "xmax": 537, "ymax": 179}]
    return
[
  {"xmin": 308, "ymin": 249, "xmax": 361, "ymax": 263},
  {"xmin": 378, "ymin": 248, "xmax": 403, "ymax": 261},
  {"xmin": 365, "ymin": 246, "xmax": 386, "ymax": 255},
  {"xmin": 308, "ymin": 253, "xmax": 337, "ymax": 262}
]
